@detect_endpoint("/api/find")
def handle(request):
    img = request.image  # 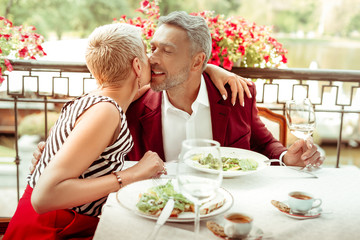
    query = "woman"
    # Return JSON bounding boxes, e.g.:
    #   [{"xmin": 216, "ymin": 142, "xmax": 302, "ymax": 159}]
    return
[{"xmin": 4, "ymin": 23, "xmax": 166, "ymax": 240}]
